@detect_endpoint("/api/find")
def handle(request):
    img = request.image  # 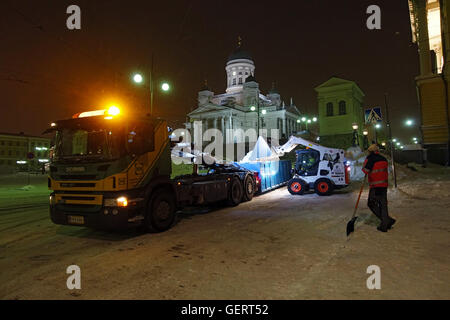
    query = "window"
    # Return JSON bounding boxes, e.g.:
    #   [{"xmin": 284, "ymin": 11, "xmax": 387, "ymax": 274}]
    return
[
  {"xmin": 232, "ymin": 78, "xmax": 236, "ymax": 85},
  {"xmin": 339, "ymin": 101, "xmax": 346, "ymax": 115},
  {"xmin": 245, "ymin": 72, "xmax": 248, "ymax": 75},
  {"xmin": 326, "ymin": 103, "xmax": 334, "ymax": 116},
  {"xmin": 238, "ymin": 78, "xmax": 243, "ymax": 85},
  {"xmin": 239, "ymin": 72, "xmax": 242, "ymax": 75}
]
